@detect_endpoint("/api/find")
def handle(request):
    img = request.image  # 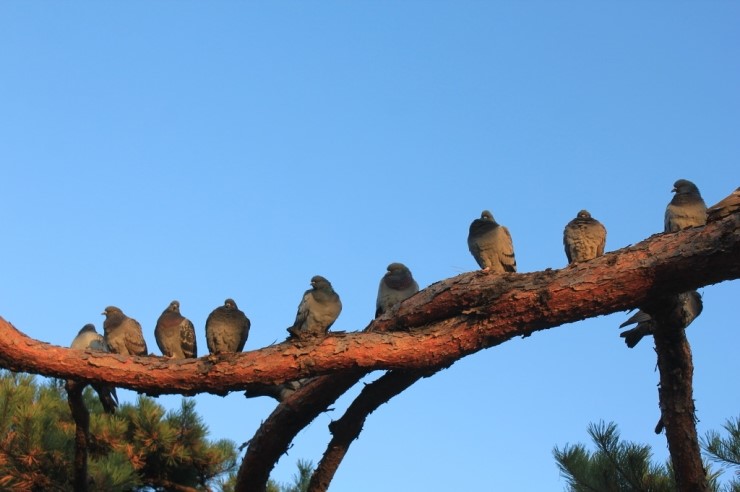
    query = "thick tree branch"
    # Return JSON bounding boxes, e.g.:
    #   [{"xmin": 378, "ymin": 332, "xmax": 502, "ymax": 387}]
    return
[
  {"xmin": 649, "ymin": 295, "xmax": 708, "ymax": 491},
  {"xmin": 234, "ymin": 371, "xmax": 364, "ymax": 492},
  {"xmin": 232, "ymin": 213, "xmax": 739, "ymax": 492},
  {"xmin": 0, "ymin": 214, "xmax": 738, "ymax": 396},
  {"xmin": 64, "ymin": 380, "xmax": 89, "ymax": 492}
]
